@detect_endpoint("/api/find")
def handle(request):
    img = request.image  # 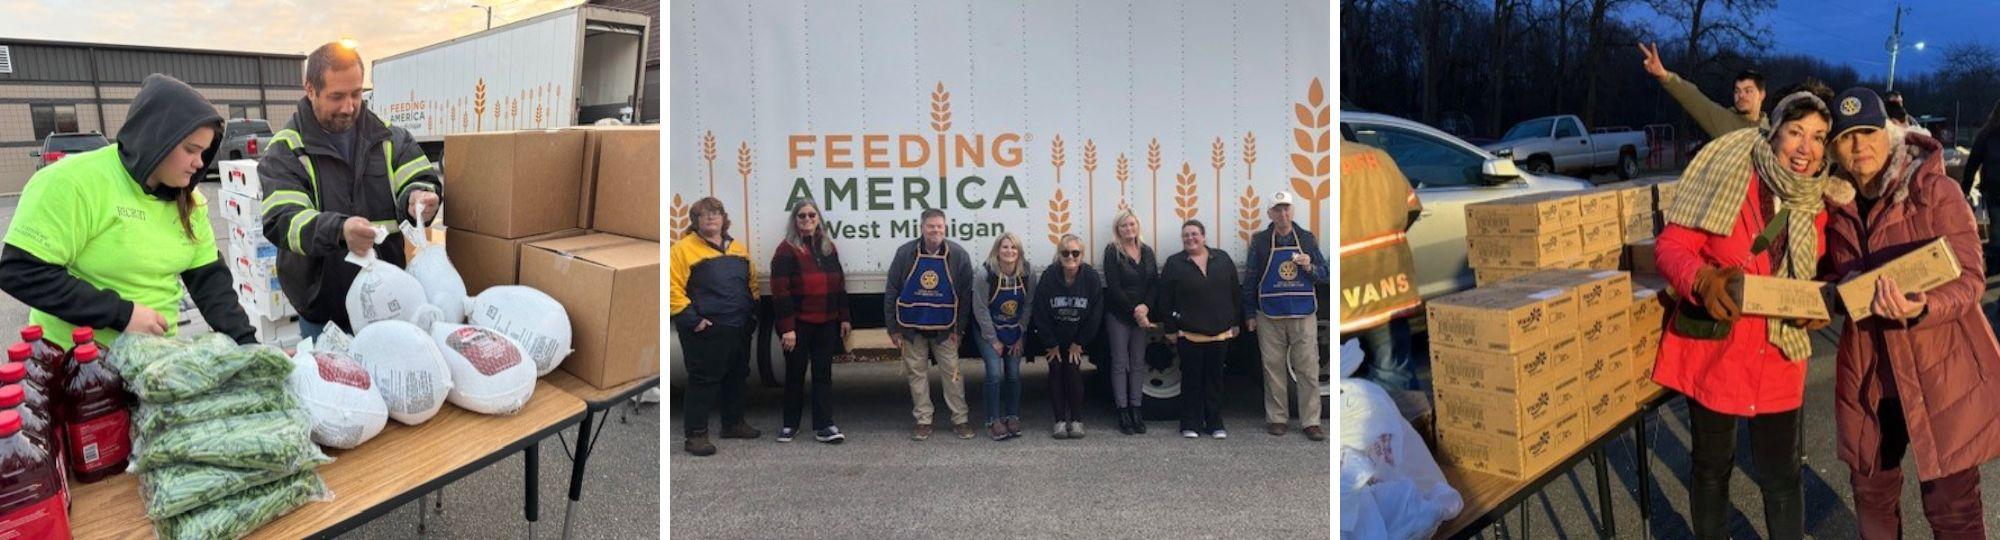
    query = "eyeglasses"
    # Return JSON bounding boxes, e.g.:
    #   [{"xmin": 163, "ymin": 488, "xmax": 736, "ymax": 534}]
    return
[
  {"xmin": 795, "ymin": 212, "xmax": 819, "ymax": 220},
  {"xmin": 1061, "ymin": 250, "xmax": 1083, "ymax": 258}
]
